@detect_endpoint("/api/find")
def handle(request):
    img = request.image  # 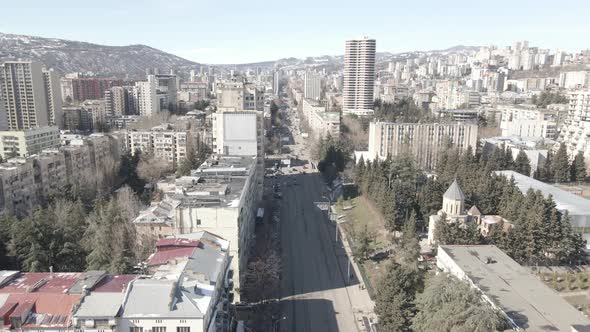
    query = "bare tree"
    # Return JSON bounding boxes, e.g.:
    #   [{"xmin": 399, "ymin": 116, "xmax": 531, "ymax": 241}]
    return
[
  {"xmin": 242, "ymin": 253, "xmax": 281, "ymax": 303},
  {"xmin": 137, "ymin": 154, "xmax": 172, "ymax": 183}
]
